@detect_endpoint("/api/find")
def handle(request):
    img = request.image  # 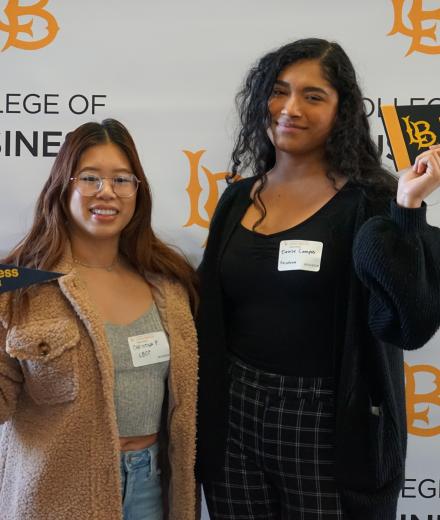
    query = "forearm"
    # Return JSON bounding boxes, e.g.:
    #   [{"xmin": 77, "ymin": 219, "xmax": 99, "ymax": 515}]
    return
[{"xmin": 353, "ymin": 200, "xmax": 440, "ymax": 348}]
